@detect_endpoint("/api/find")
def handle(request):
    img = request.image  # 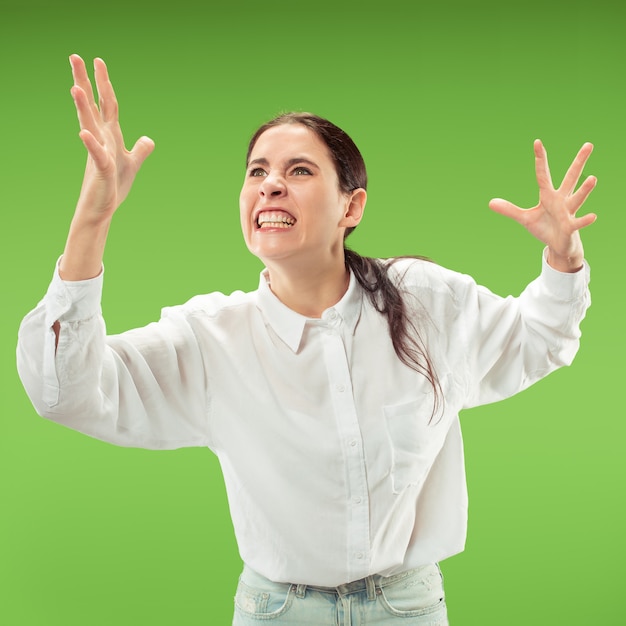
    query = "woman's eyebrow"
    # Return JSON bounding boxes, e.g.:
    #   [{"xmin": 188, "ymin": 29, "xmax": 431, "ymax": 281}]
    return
[
  {"xmin": 285, "ymin": 158, "xmax": 319, "ymax": 169},
  {"xmin": 247, "ymin": 157, "xmax": 319, "ymax": 169},
  {"xmin": 247, "ymin": 157, "xmax": 269, "ymax": 168}
]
